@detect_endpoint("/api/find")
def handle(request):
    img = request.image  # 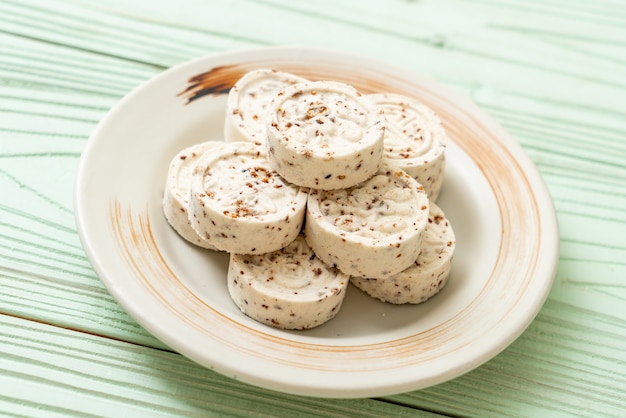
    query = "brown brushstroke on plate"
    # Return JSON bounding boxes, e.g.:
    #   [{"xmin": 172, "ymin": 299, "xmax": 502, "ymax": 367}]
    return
[
  {"xmin": 177, "ymin": 63, "xmax": 393, "ymax": 104},
  {"xmin": 177, "ymin": 65, "xmax": 249, "ymax": 103}
]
